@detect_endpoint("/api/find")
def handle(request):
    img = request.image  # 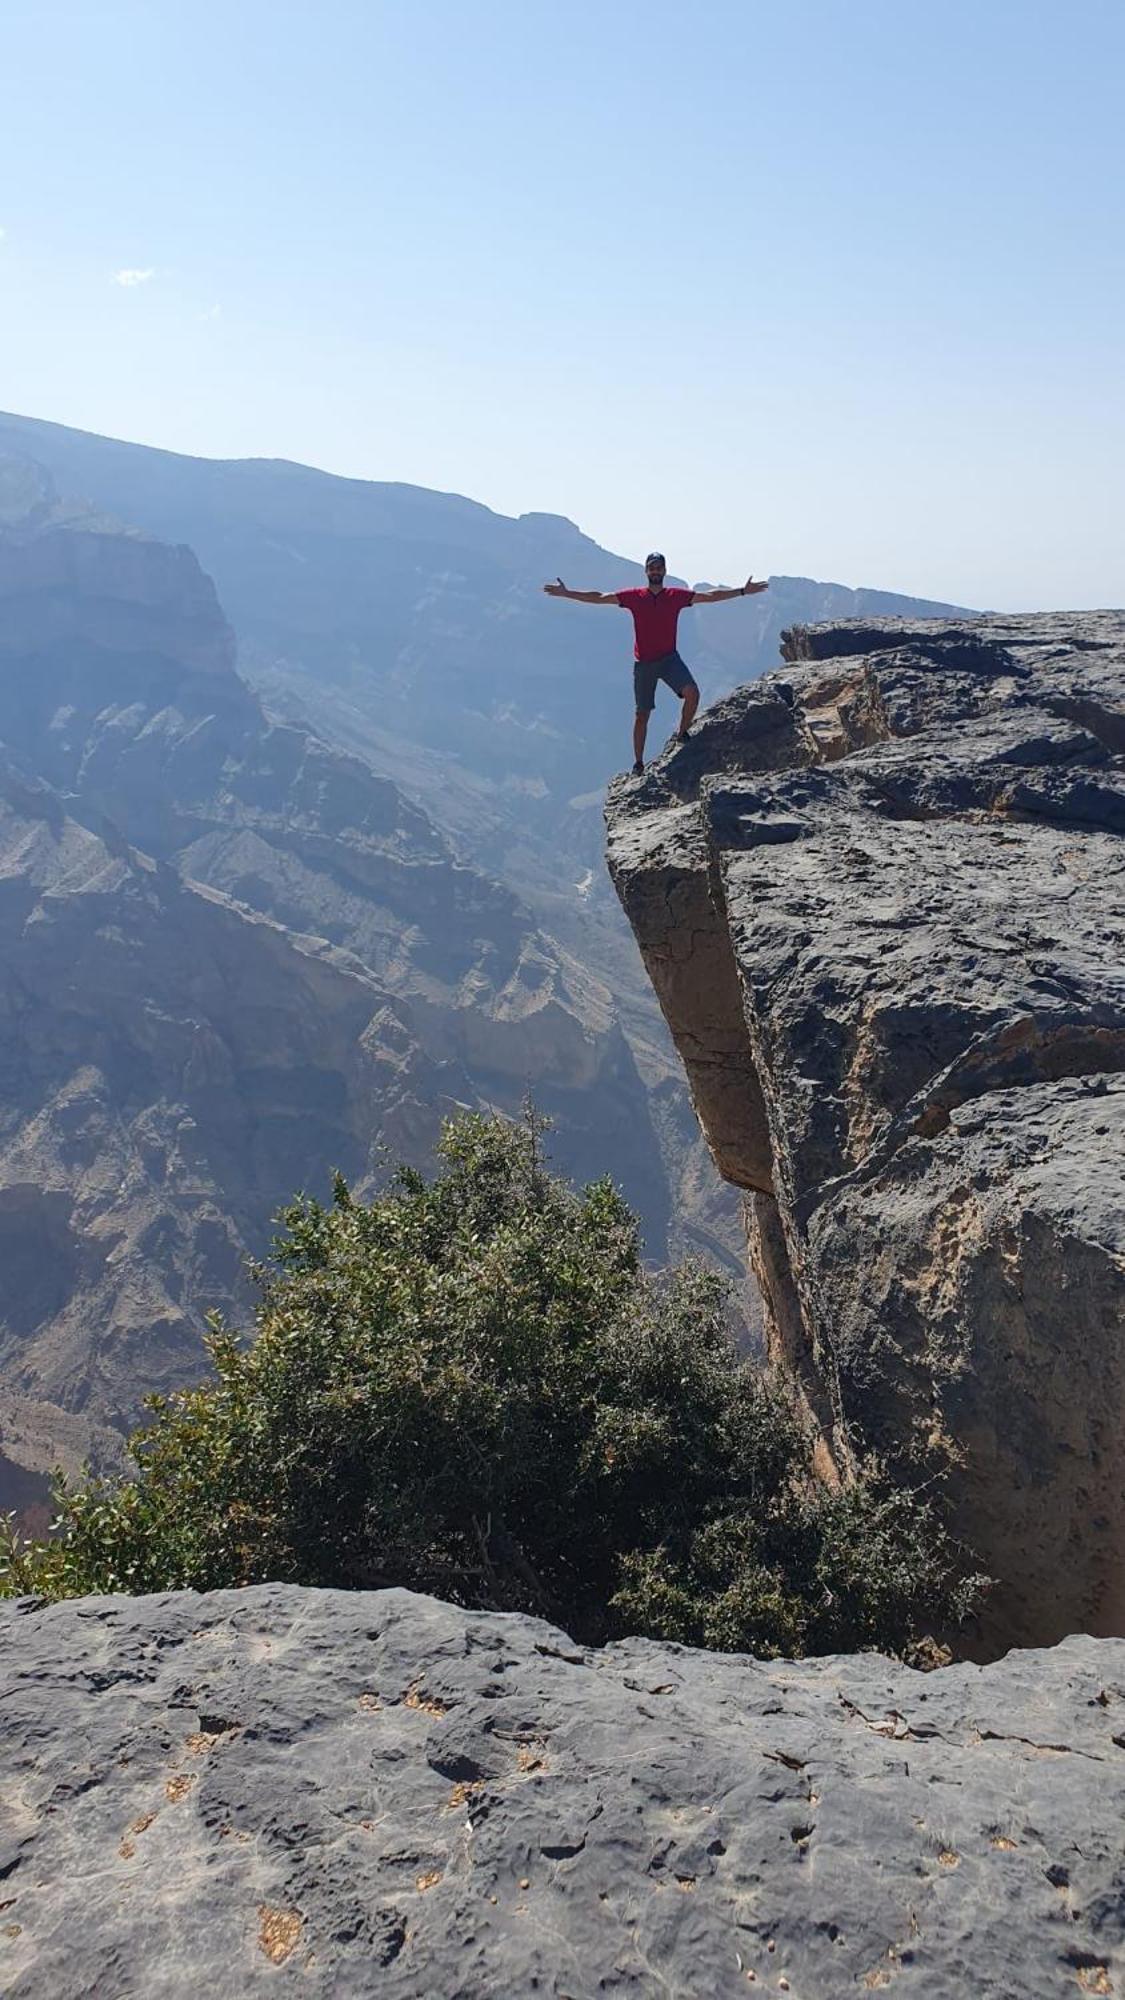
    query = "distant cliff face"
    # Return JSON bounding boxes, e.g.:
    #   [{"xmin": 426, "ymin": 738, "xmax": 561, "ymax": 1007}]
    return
[
  {"xmin": 0, "ymin": 470, "xmax": 674, "ymax": 1517},
  {"xmin": 0, "ymin": 757, "xmax": 395, "ymax": 1402},
  {"xmin": 607, "ymin": 611, "xmax": 1125, "ymax": 1652}
]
